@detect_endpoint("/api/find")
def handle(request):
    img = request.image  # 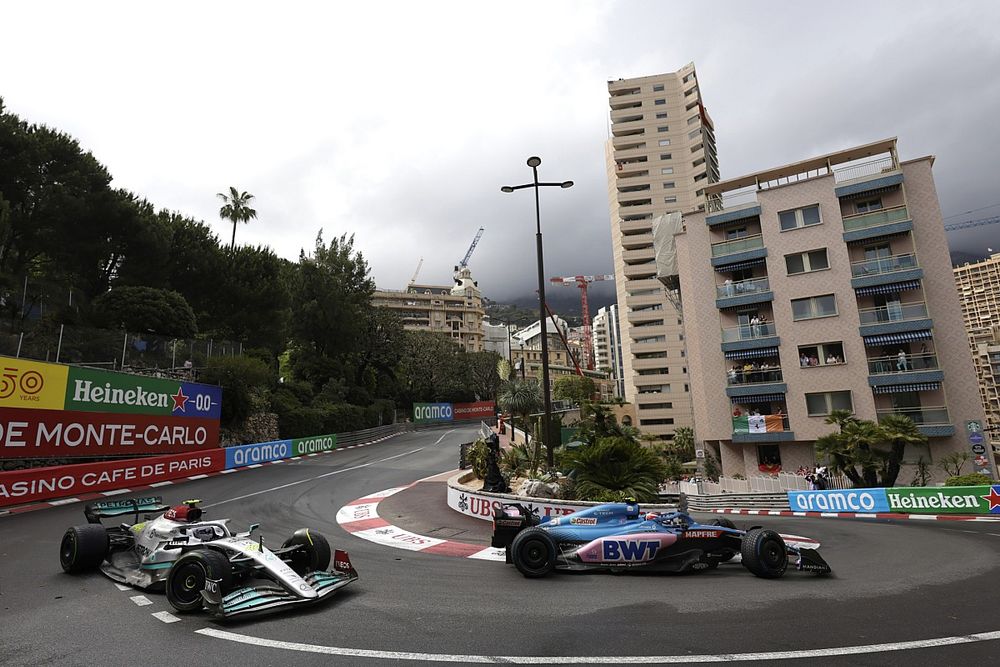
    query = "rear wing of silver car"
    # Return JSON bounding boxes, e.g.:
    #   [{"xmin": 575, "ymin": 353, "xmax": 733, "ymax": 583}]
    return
[{"xmin": 85, "ymin": 496, "xmax": 170, "ymax": 524}]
